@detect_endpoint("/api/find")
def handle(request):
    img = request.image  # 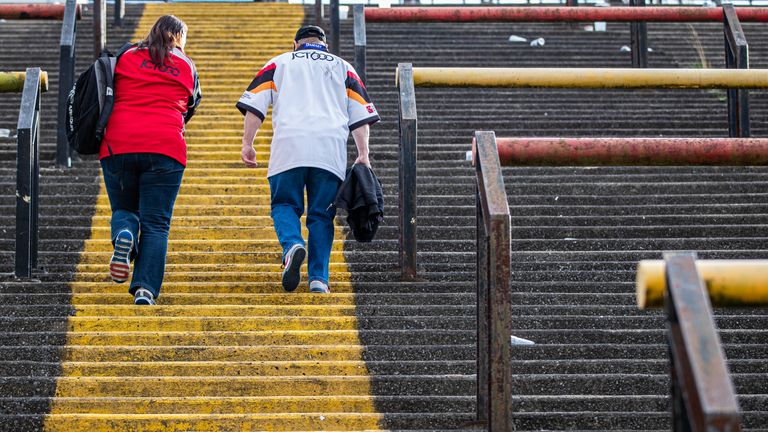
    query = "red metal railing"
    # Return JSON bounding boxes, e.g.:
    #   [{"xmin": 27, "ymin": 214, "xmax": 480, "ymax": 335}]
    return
[
  {"xmin": 0, "ymin": 3, "xmax": 80, "ymax": 20},
  {"xmin": 365, "ymin": 6, "xmax": 768, "ymax": 22}
]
